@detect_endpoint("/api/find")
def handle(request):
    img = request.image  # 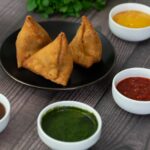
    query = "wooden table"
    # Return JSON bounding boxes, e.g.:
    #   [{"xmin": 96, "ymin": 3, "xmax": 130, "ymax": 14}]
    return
[{"xmin": 0, "ymin": 0, "xmax": 150, "ymax": 149}]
